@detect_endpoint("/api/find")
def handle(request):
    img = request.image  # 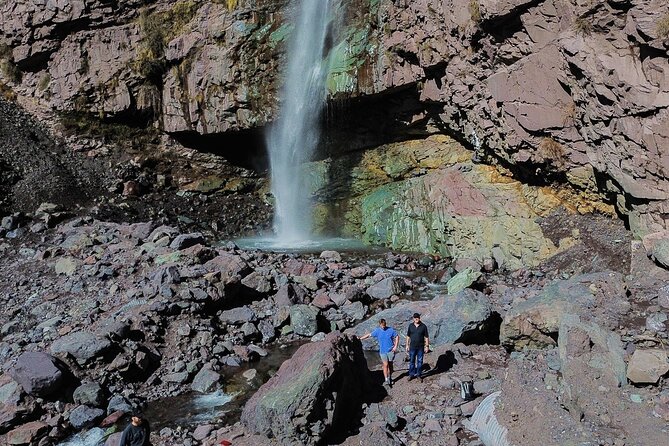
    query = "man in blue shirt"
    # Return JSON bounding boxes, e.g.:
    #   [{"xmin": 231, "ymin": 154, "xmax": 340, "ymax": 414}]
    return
[{"xmin": 359, "ymin": 318, "xmax": 399, "ymax": 386}]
